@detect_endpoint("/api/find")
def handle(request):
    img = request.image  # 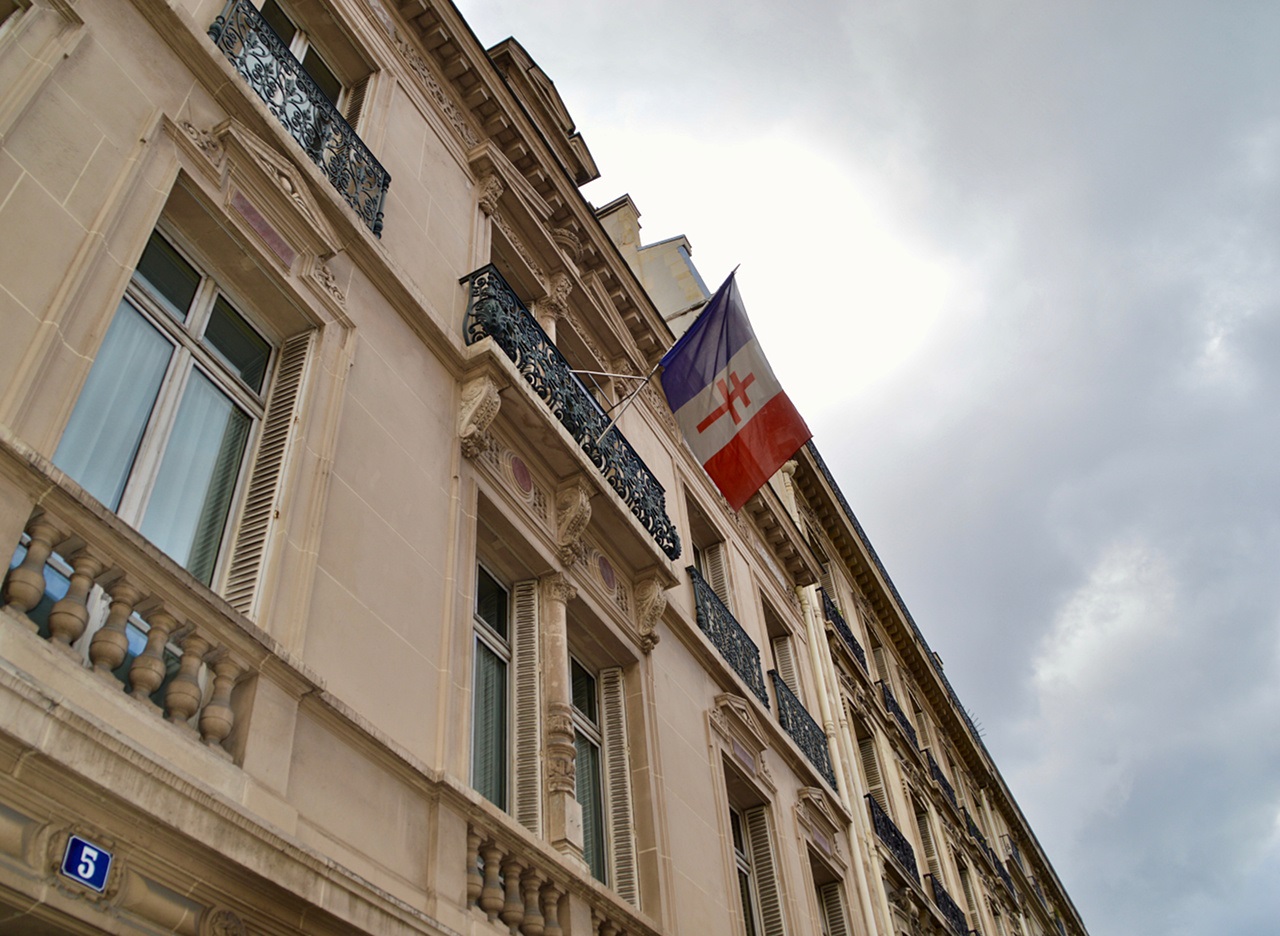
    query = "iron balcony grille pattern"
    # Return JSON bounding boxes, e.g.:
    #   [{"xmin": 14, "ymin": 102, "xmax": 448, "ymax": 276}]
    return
[
  {"xmin": 687, "ymin": 566, "xmax": 768, "ymax": 707},
  {"xmin": 768, "ymin": 670, "xmax": 836, "ymax": 788},
  {"xmin": 463, "ymin": 266, "xmax": 681, "ymax": 560},
  {"xmin": 926, "ymin": 749, "xmax": 957, "ymax": 808},
  {"xmin": 927, "ymin": 875, "xmax": 969, "ymax": 936},
  {"xmin": 209, "ymin": 0, "xmax": 390, "ymax": 237},
  {"xmin": 995, "ymin": 857, "xmax": 1015, "ymax": 898},
  {"xmin": 878, "ymin": 681, "xmax": 919, "ymax": 750},
  {"xmin": 1005, "ymin": 836, "xmax": 1023, "ymax": 871},
  {"xmin": 865, "ymin": 795, "xmax": 918, "ymax": 882},
  {"xmin": 820, "ymin": 587, "xmax": 866, "ymax": 671}
]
